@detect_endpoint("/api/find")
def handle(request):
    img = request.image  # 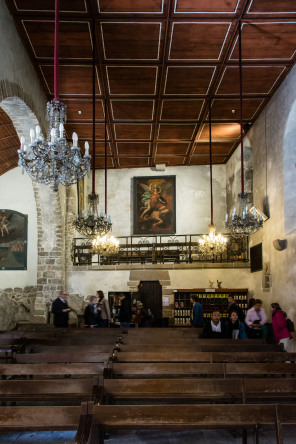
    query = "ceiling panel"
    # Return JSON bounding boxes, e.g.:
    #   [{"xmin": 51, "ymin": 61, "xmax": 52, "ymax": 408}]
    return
[
  {"xmin": 0, "ymin": 108, "xmax": 19, "ymax": 175},
  {"xmin": 3, "ymin": 0, "xmax": 296, "ymax": 171},
  {"xmin": 101, "ymin": 23, "xmax": 162, "ymax": 60}
]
